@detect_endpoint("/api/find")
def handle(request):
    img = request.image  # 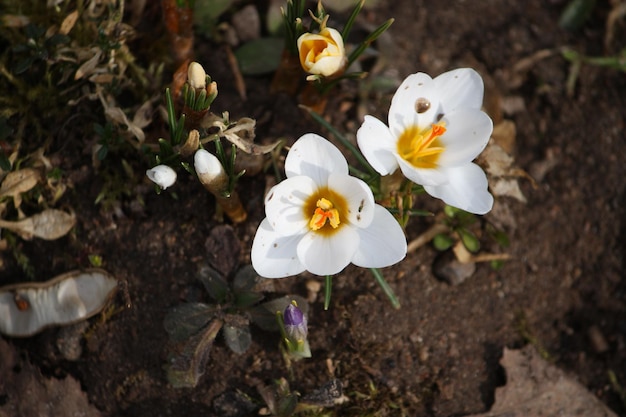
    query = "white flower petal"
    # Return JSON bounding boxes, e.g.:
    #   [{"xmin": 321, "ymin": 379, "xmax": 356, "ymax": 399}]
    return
[
  {"xmin": 438, "ymin": 109, "xmax": 493, "ymax": 166},
  {"xmin": 146, "ymin": 165, "xmax": 176, "ymax": 189},
  {"xmin": 397, "ymin": 156, "xmax": 448, "ymax": 186},
  {"xmin": 265, "ymin": 176, "xmax": 317, "ymax": 236},
  {"xmin": 327, "ymin": 173, "xmax": 375, "ymax": 228},
  {"xmin": 388, "ymin": 72, "xmax": 441, "ymax": 134},
  {"xmin": 251, "ymin": 219, "xmax": 306, "ymax": 278},
  {"xmin": 423, "ymin": 163, "xmax": 493, "ymax": 214},
  {"xmin": 285, "ymin": 134, "xmax": 349, "ymax": 184},
  {"xmin": 433, "ymin": 68, "xmax": 484, "ymax": 112},
  {"xmin": 325, "ymin": 27, "xmax": 345, "ymax": 53},
  {"xmin": 352, "ymin": 205, "xmax": 407, "ymax": 268},
  {"xmin": 297, "ymin": 226, "xmax": 360, "ymax": 276},
  {"xmin": 356, "ymin": 115, "xmax": 399, "ymax": 175},
  {"xmin": 187, "ymin": 62, "xmax": 207, "ymax": 90}
]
